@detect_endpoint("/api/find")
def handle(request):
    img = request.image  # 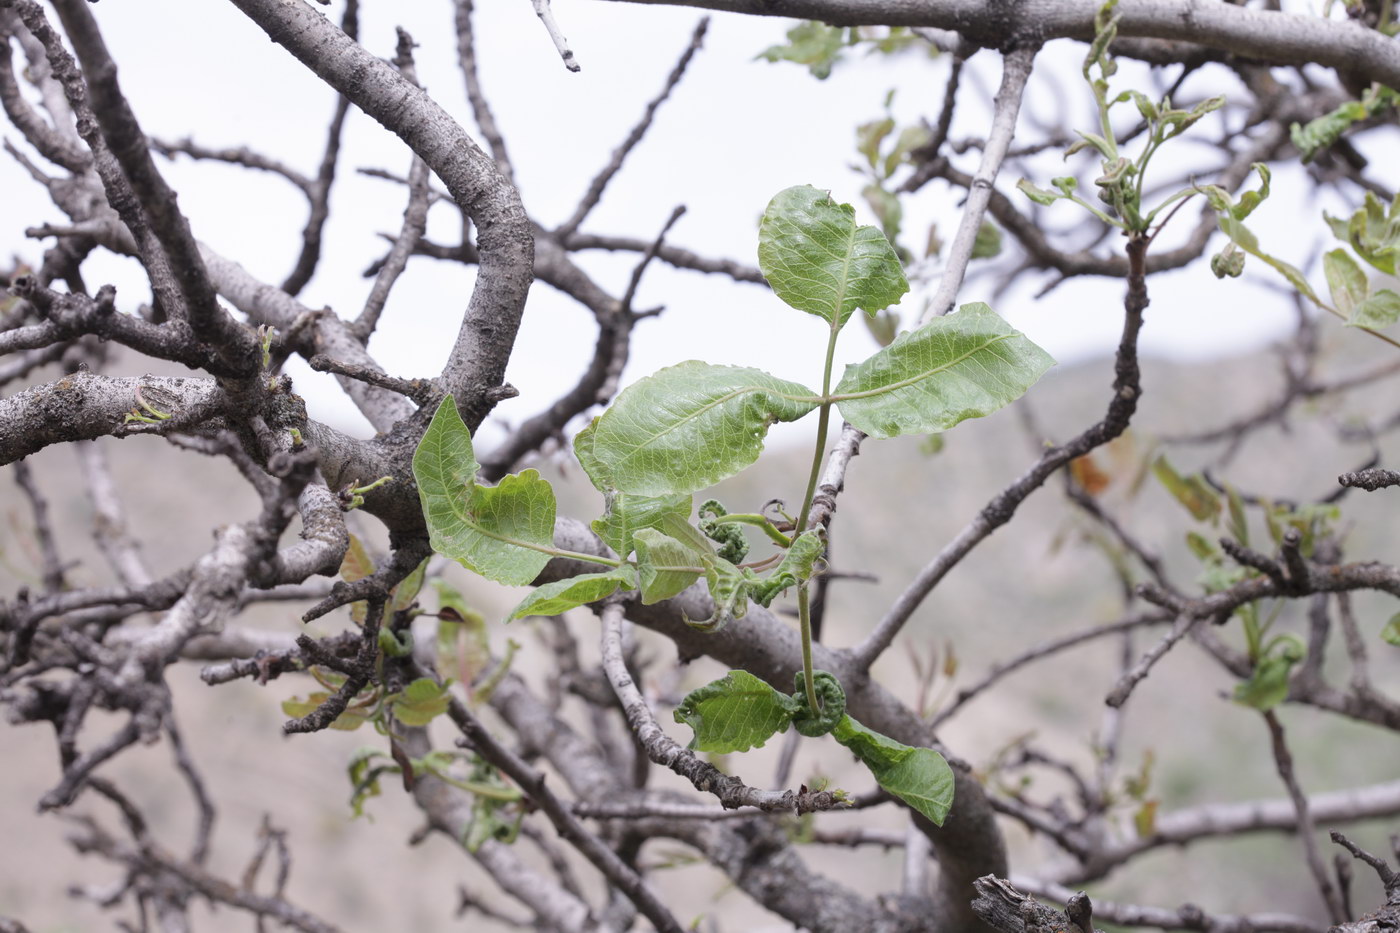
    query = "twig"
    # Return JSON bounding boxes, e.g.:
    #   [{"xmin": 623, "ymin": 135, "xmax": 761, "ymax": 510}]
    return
[
  {"xmin": 422, "ymin": 662, "xmax": 685, "ymax": 933},
  {"xmin": 354, "ymin": 28, "xmax": 430, "ymax": 338},
  {"xmin": 281, "ymin": 0, "xmax": 356, "ymax": 296},
  {"xmin": 12, "ymin": 459, "xmax": 66, "ymax": 593},
  {"xmin": 923, "ymin": 44, "xmax": 1038, "ymax": 322},
  {"xmin": 1338, "ymin": 467, "xmax": 1400, "ymax": 491},
  {"xmin": 1263, "ymin": 709, "xmax": 1347, "ymax": 924},
  {"xmin": 1103, "ymin": 612, "xmax": 1198, "ymax": 709},
  {"xmin": 853, "ymin": 231, "xmax": 1150, "ymax": 671},
  {"xmin": 554, "ymin": 19, "xmax": 708, "ymax": 240},
  {"xmin": 454, "ymin": 0, "xmax": 515, "ymax": 185},
  {"xmin": 526, "ymin": 0, "xmax": 581, "ymax": 72},
  {"xmin": 932, "ymin": 610, "xmax": 1172, "ymax": 727},
  {"xmin": 597, "ymin": 603, "xmax": 845, "ymax": 813}
]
